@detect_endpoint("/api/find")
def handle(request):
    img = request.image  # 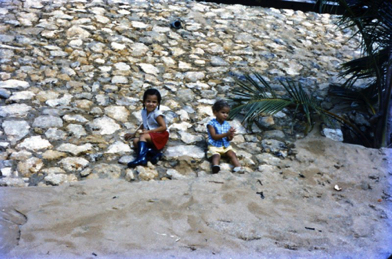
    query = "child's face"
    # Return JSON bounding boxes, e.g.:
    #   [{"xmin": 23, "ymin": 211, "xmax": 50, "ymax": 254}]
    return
[
  {"xmin": 144, "ymin": 94, "xmax": 159, "ymax": 113},
  {"xmin": 214, "ymin": 106, "xmax": 230, "ymax": 123}
]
